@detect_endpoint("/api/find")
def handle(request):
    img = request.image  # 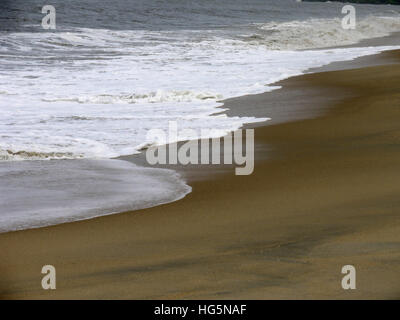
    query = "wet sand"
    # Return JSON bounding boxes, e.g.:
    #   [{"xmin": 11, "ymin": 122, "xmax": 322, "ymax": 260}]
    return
[{"xmin": 1, "ymin": 51, "xmax": 400, "ymax": 299}]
